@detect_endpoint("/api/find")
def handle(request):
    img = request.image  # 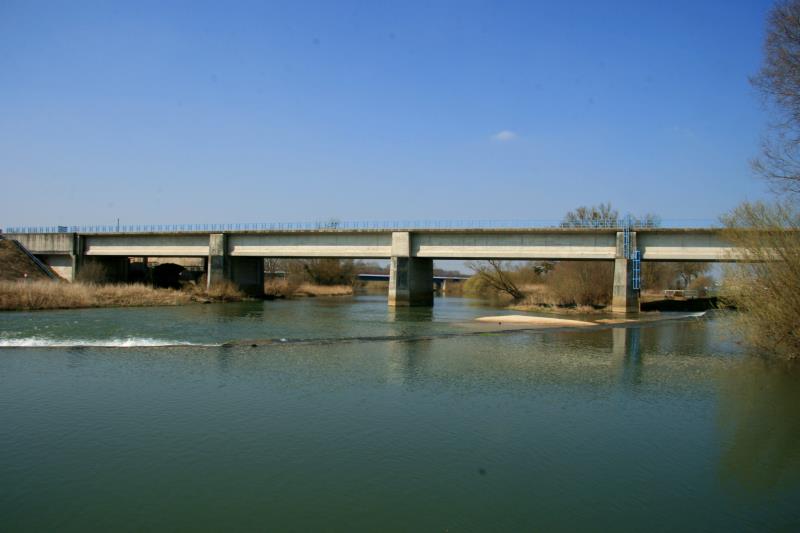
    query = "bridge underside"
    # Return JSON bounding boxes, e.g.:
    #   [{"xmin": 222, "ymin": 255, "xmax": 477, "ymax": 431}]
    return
[{"xmin": 7, "ymin": 229, "xmax": 738, "ymax": 312}]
